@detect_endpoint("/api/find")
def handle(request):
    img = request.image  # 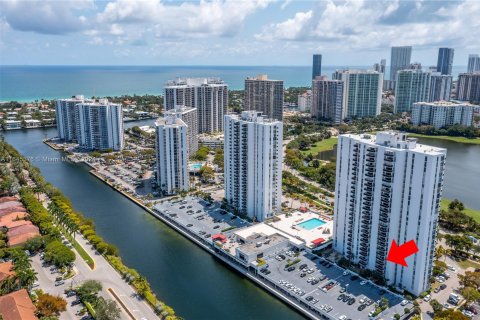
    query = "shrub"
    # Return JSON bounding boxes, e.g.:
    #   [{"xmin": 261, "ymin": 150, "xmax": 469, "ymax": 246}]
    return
[{"xmin": 45, "ymin": 240, "xmax": 75, "ymax": 267}]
